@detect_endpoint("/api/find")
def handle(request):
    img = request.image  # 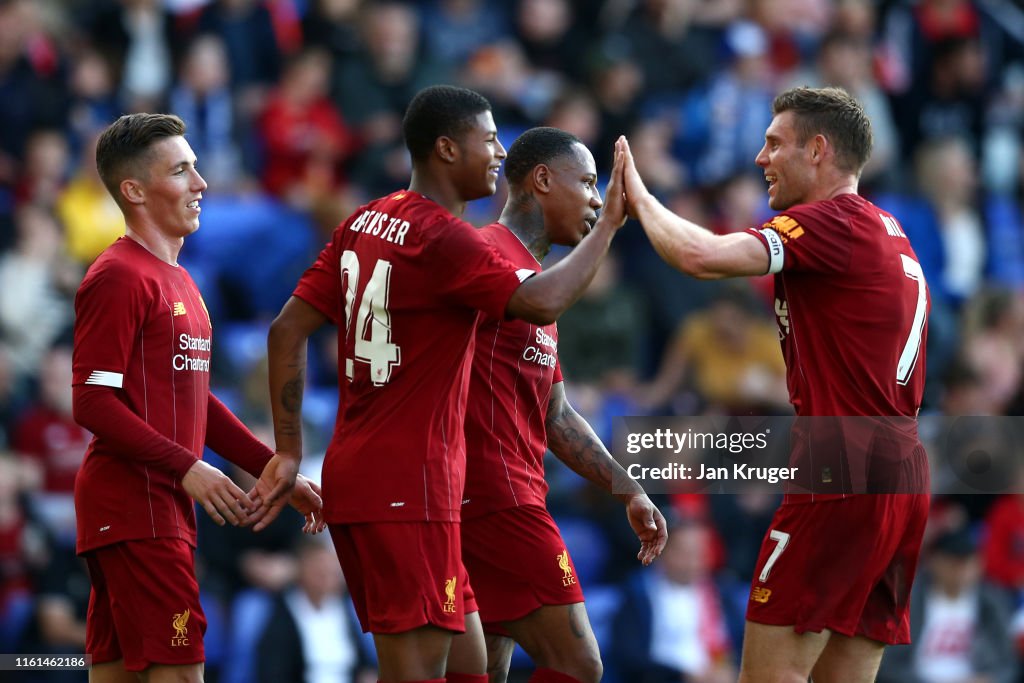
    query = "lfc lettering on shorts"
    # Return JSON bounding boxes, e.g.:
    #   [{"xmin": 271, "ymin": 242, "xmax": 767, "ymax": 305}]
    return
[
  {"xmin": 443, "ymin": 576, "xmax": 457, "ymax": 614},
  {"xmin": 557, "ymin": 549, "xmax": 576, "ymax": 587},
  {"xmin": 171, "ymin": 608, "xmax": 190, "ymax": 646}
]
